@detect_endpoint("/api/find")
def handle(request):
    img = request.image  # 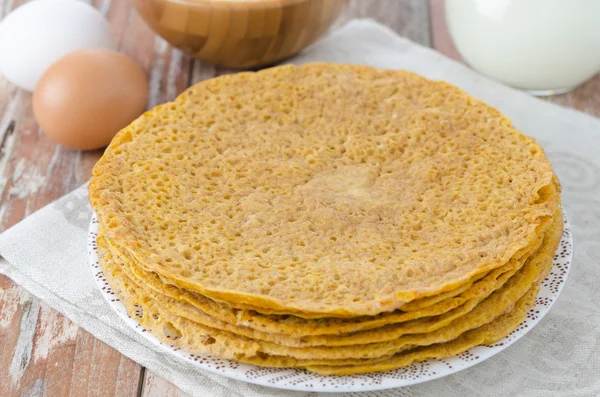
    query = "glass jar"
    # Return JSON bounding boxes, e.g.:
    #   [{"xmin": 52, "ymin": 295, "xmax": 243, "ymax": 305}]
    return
[{"xmin": 445, "ymin": 0, "xmax": 600, "ymax": 95}]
